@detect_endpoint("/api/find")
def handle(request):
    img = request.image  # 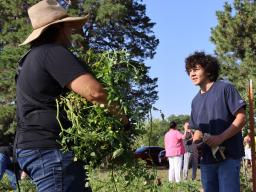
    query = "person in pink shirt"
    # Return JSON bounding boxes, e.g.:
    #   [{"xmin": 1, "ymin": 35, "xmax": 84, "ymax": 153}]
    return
[{"xmin": 164, "ymin": 121, "xmax": 187, "ymax": 182}]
